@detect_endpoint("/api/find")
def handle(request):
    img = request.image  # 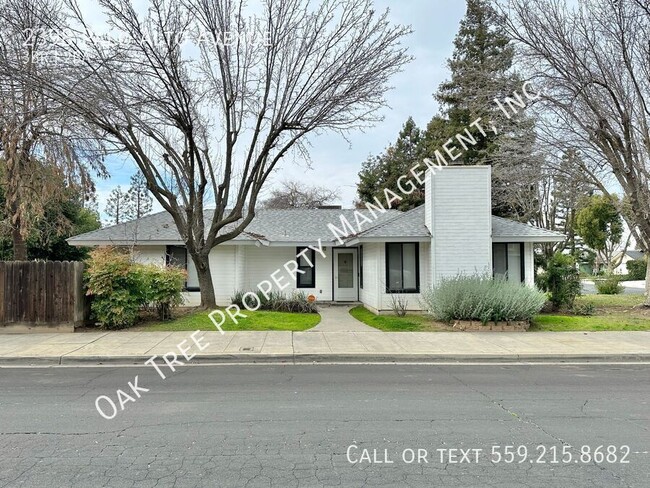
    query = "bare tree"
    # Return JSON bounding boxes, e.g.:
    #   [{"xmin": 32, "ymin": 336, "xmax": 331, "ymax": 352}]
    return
[
  {"xmin": 262, "ymin": 180, "xmax": 339, "ymax": 209},
  {"xmin": 0, "ymin": 0, "xmax": 103, "ymax": 260},
  {"xmin": 501, "ymin": 0, "xmax": 650, "ymax": 303},
  {"xmin": 5, "ymin": 0, "xmax": 410, "ymax": 307}
]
